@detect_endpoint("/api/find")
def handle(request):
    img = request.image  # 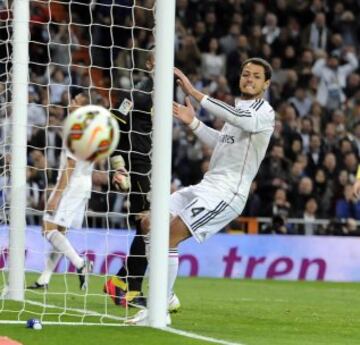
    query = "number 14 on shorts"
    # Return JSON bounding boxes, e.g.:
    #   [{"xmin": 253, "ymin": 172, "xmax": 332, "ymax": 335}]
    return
[{"xmin": 191, "ymin": 207, "xmax": 205, "ymax": 217}]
